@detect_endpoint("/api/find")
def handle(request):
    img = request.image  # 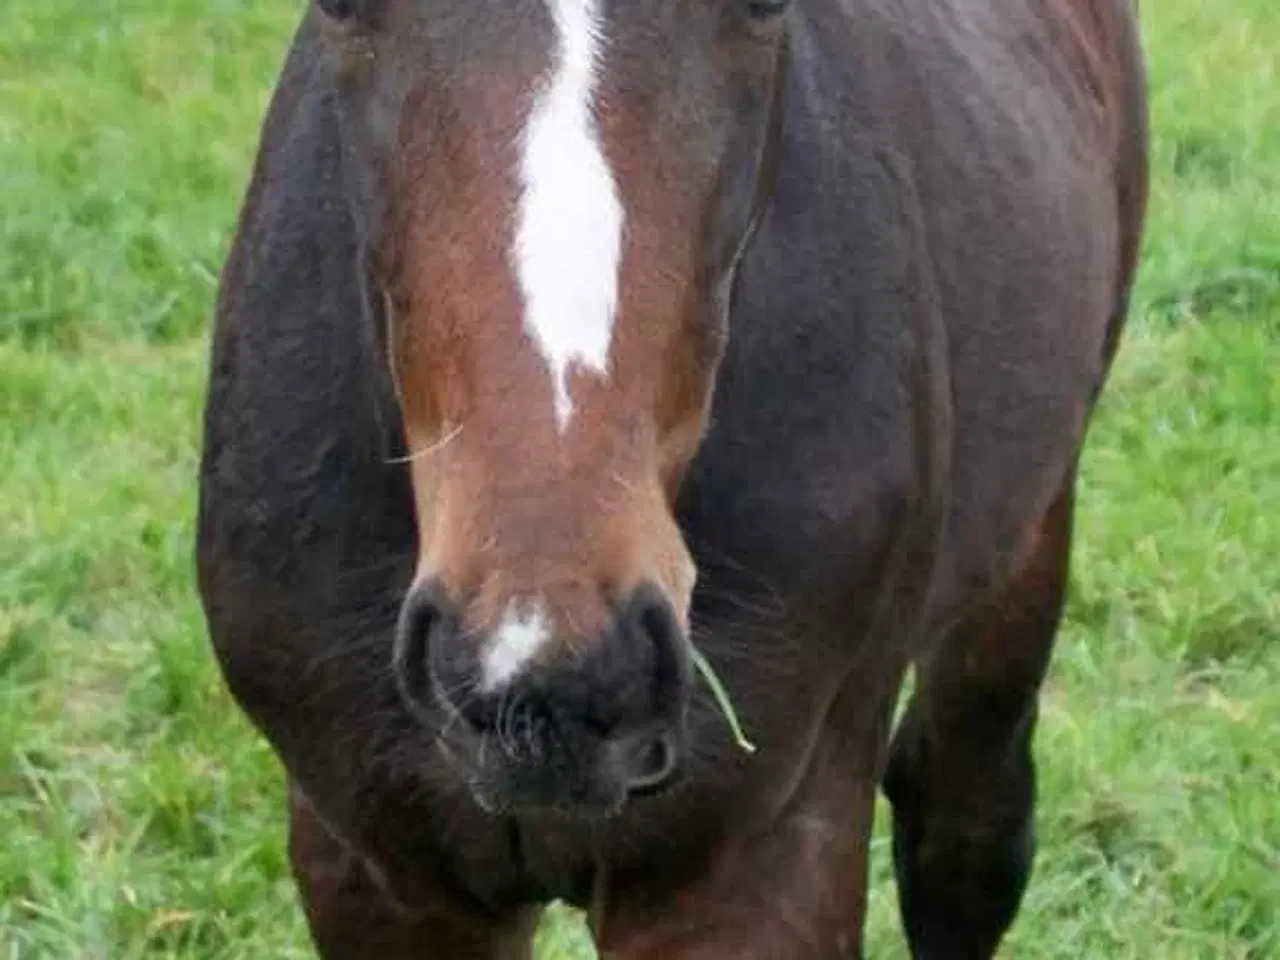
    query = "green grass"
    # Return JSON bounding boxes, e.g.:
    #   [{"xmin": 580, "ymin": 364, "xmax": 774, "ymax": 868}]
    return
[{"xmin": 1, "ymin": 0, "xmax": 1277, "ymax": 956}]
